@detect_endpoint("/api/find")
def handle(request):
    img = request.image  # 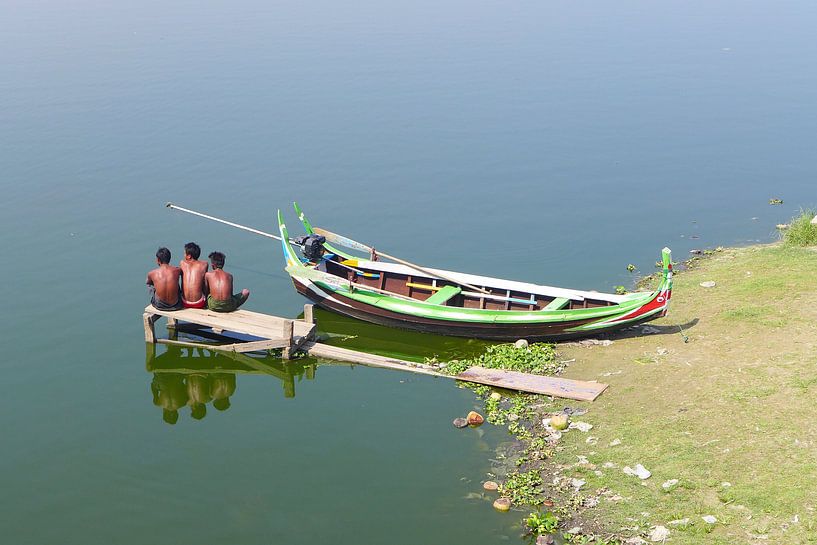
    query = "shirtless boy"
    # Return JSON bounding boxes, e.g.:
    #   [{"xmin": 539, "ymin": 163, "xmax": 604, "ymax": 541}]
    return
[
  {"xmin": 147, "ymin": 247, "xmax": 182, "ymax": 310},
  {"xmin": 204, "ymin": 251, "xmax": 250, "ymax": 312},
  {"xmin": 179, "ymin": 242, "xmax": 209, "ymax": 309}
]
